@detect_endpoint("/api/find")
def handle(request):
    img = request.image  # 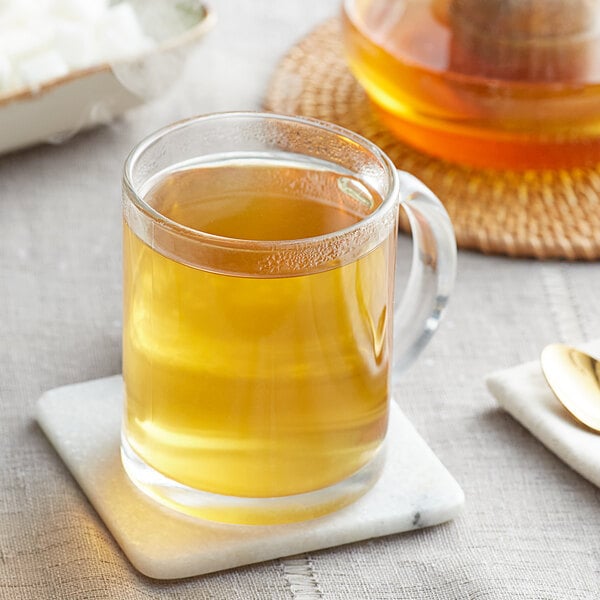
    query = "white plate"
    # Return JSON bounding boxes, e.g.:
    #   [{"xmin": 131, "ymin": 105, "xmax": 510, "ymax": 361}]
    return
[{"xmin": 0, "ymin": 0, "xmax": 215, "ymax": 155}]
